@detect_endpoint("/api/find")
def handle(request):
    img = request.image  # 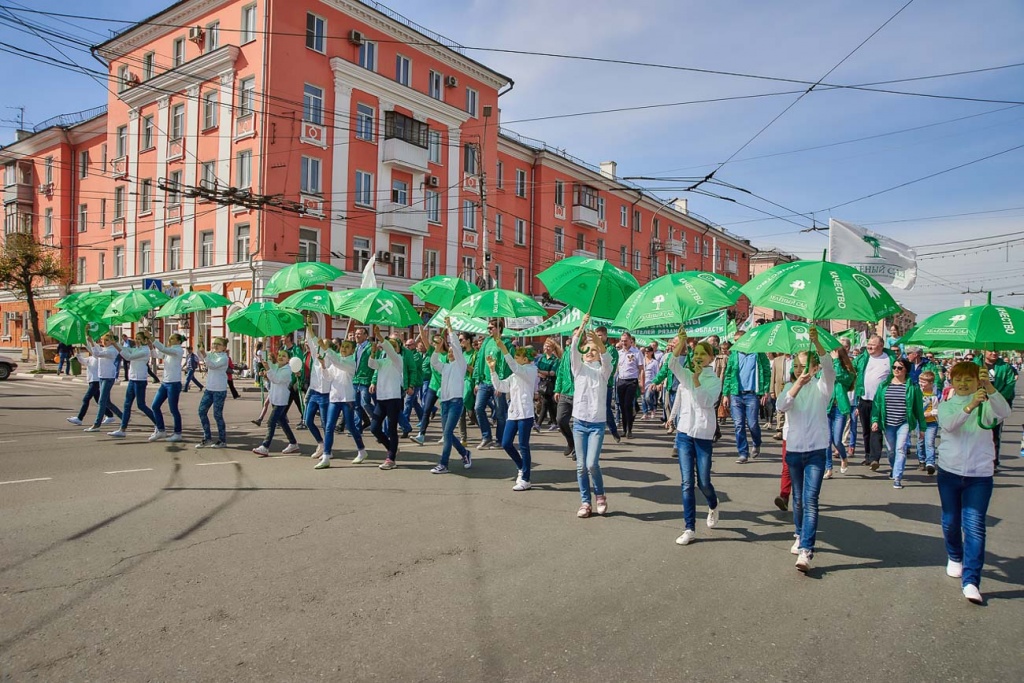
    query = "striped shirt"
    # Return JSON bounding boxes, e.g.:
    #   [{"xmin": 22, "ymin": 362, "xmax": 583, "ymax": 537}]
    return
[{"xmin": 885, "ymin": 383, "xmax": 908, "ymax": 426}]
